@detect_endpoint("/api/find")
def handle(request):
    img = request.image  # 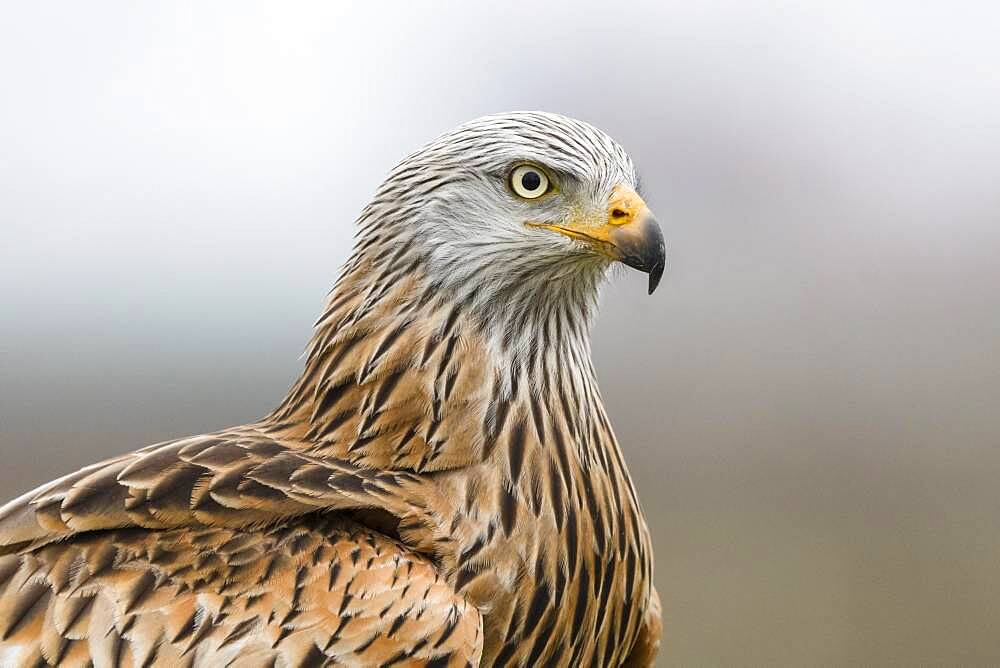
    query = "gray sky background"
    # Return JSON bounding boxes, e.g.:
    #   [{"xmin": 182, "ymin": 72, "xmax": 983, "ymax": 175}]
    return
[{"xmin": 2, "ymin": 2, "xmax": 1000, "ymax": 665}]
